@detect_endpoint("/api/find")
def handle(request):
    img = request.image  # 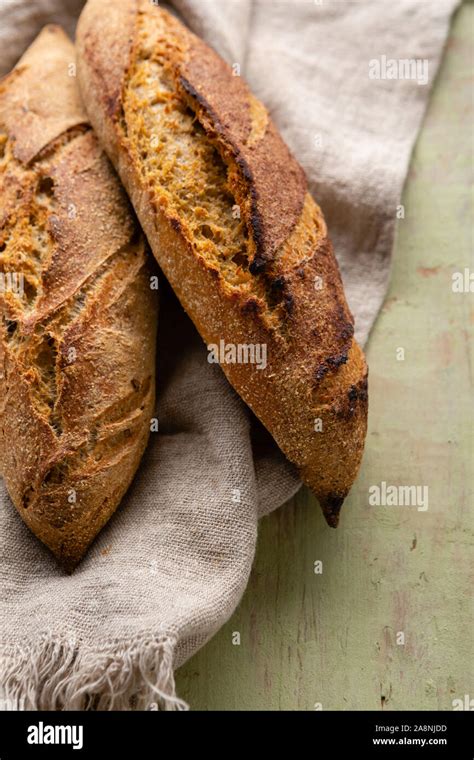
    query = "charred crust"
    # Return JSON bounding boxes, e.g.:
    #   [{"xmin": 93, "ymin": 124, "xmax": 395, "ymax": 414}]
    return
[
  {"xmin": 343, "ymin": 374, "xmax": 369, "ymax": 418},
  {"xmin": 333, "ymin": 299, "xmax": 354, "ymax": 341},
  {"xmin": 170, "ymin": 217, "xmax": 181, "ymax": 233},
  {"xmin": 249, "ymin": 256, "xmax": 266, "ymax": 275},
  {"xmin": 179, "ymin": 75, "xmax": 221, "ymax": 132},
  {"xmin": 234, "ymin": 153, "xmax": 254, "ymax": 183},
  {"xmin": 249, "ymin": 206, "xmax": 266, "ymax": 263},
  {"xmin": 283, "ymin": 293, "xmax": 295, "ymax": 314},
  {"xmin": 339, "ymin": 323, "xmax": 354, "ymax": 342},
  {"xmin": 269, "ymin": 275, "xmax": 286, "ymax": 292},
  {"xmin": 348, "ymin": 386, "xmax": 358, "ymax": 402},
  {"xmin": 327, "ymin": 352, "xmax": 349, "ymax": 369},
  {"xmin": 241, "ymin": 296, "xmax": 262, "ymax": 316},
  {"xmin": 314, "ymin": 352, "xmax": 349, "ymax": 383},
  {"xmin": 264, "ymin": 274, "xmax": 294, "ymax": 315},
  {"xmin": 234, "ymin": 161, "xmax": 267, "ymax": 270},
  {"xmin": 334, "ymin": 373, "xmax": 369, "ymax": 421}
]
